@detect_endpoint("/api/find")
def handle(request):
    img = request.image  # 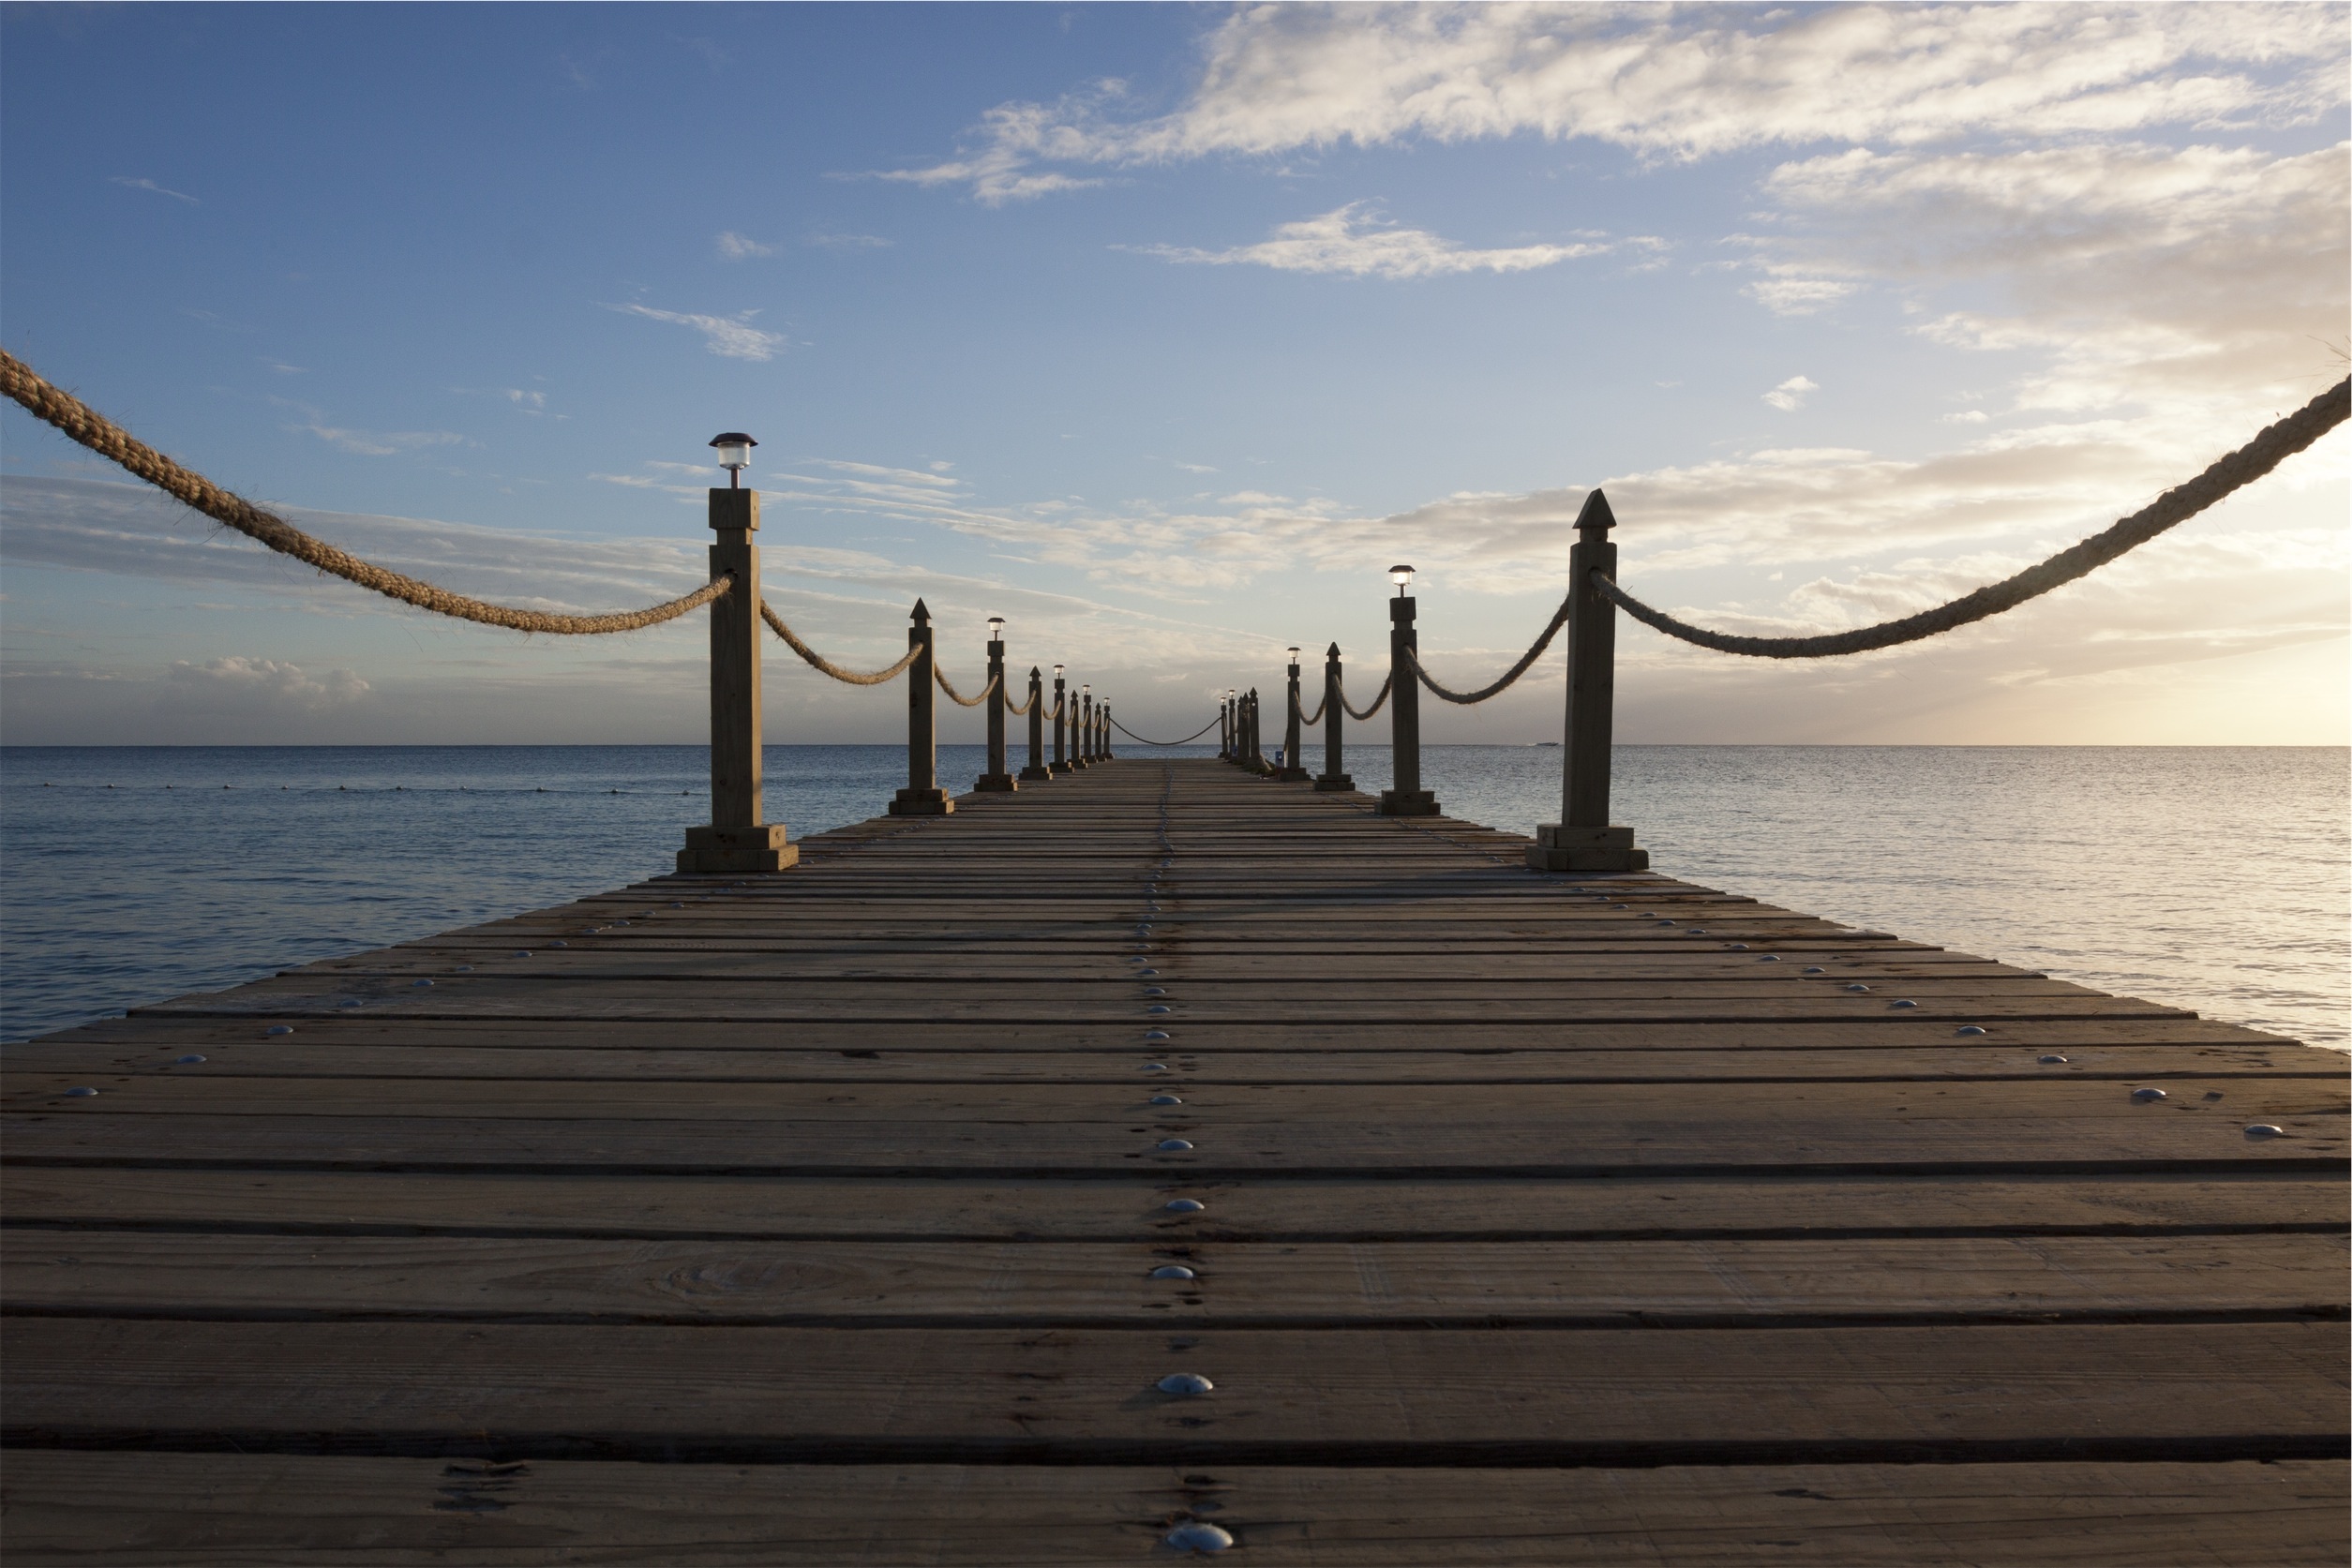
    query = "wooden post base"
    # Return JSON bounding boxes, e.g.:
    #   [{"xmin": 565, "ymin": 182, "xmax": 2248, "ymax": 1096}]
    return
[
  {"xmin": 676, "ymin": 824, "xmax": 798, "ymax": 874},
  {"xmin": 1276, "ymin": 766, "xmax": 1311, "ymax": 782},
  {"xmin": 973, "ymin": 774, "xmax": 1018, "ymax": 793},
  {"xmin": 1525, "ymin": 822, "xmax": 1649, "ymax": 873},
  {"xmin": 1313, "ymin": 774, "xmax": 1356, "ymax": 792},
  {"xmin": 1378, "ymin": 789, "xmax": 1440, "ymax": 816},
  {"xmin": 1018, "ymin": 765, "xmax": 1052, "ymax": 782},
  {"xmin": 889, "ymin": 789, "xmax": 955, "ymax": 816}
]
